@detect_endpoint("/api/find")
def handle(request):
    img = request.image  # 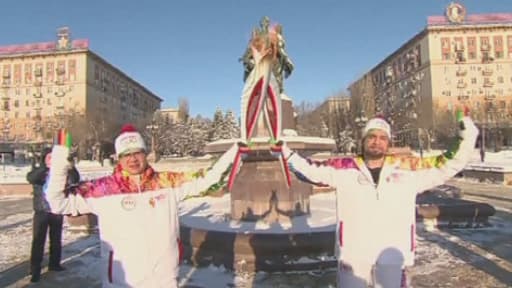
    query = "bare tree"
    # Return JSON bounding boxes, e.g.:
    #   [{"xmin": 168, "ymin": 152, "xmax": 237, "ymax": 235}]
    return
[
  {"xmin": 295, "ymin": 100, "xmax": 323, "ymax": 136},
  {"xmin": 433, "ymin": 108, "xmax": 457, "ymax": 149},
  {"xmin": 178, "ymin": 97, "xmax": 190, "ymax": 122}
]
